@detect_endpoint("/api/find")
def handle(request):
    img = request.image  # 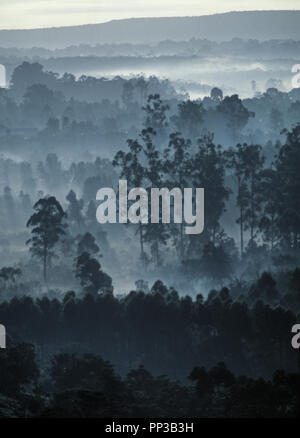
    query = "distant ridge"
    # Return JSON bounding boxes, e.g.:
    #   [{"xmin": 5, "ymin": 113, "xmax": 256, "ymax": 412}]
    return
[{"xmin": 0, "ymin": 11, "xmax": 300, "ymax": 49}]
